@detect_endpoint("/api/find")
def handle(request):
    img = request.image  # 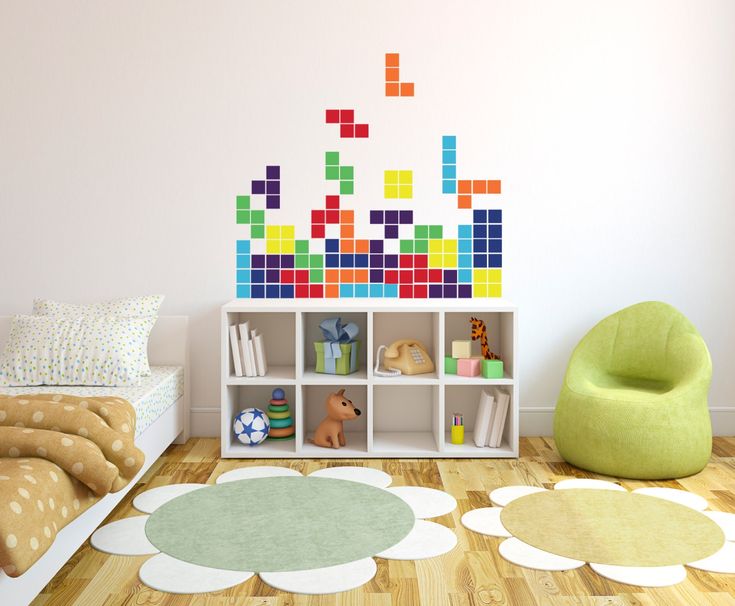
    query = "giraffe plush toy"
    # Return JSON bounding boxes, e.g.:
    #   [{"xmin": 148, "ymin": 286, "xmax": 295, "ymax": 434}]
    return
[{"xmin": 470, "ymin": 317, "xmax": 500, "ymax": 360}]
